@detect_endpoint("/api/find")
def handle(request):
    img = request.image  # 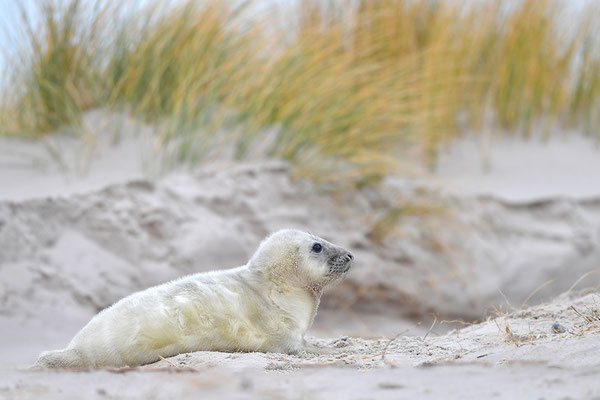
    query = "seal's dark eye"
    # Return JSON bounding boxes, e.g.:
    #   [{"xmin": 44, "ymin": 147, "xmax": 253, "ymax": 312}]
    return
[{"xmin": 312, "ymin": 243, "xmax": 322, "ymax": 253}]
